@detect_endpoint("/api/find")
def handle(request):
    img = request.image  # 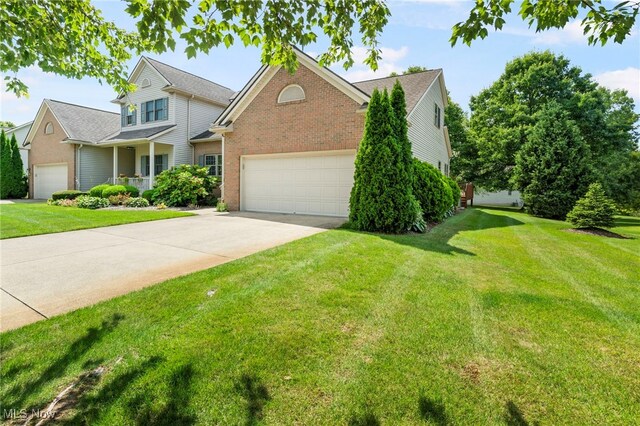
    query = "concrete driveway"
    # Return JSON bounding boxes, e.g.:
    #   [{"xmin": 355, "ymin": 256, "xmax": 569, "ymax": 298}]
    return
[{"xmin": 1, "ymin": 210, "xmax": 344, "ymax": 331}]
